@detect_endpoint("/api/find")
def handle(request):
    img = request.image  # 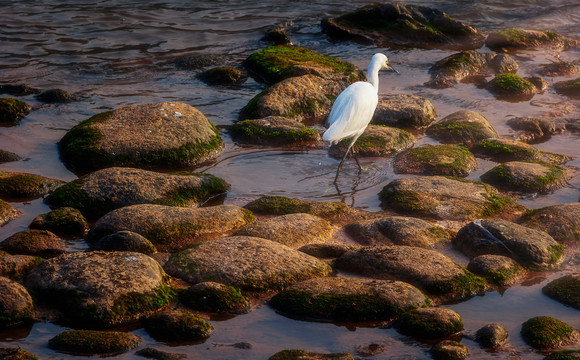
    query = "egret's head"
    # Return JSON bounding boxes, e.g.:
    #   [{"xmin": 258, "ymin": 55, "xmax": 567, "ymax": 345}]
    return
[{"xmin": 372, "ymin": 53, "xmax": 398, "ymax": 74}]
